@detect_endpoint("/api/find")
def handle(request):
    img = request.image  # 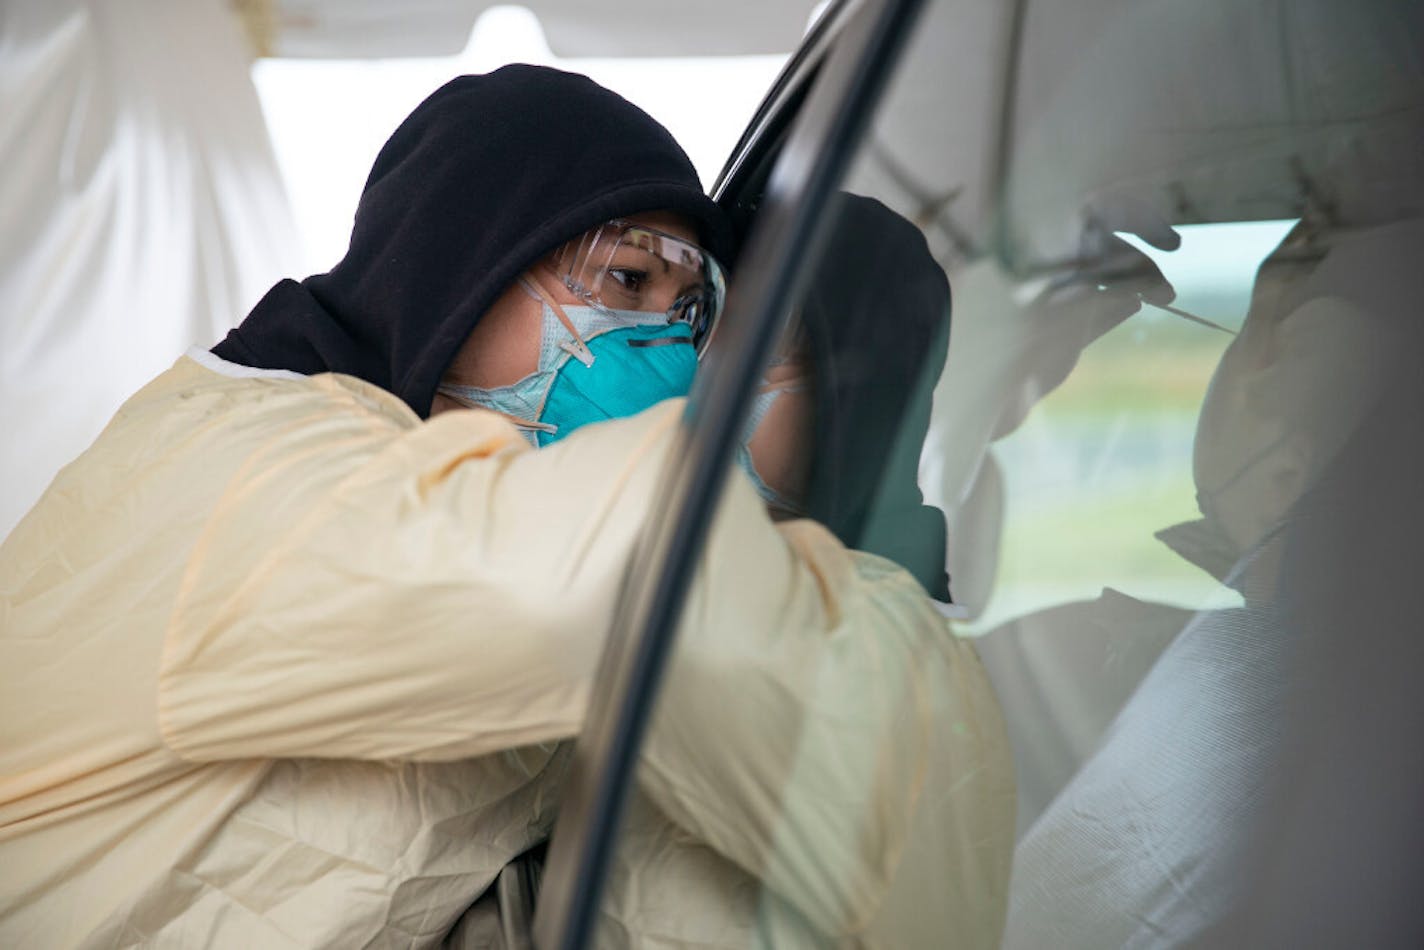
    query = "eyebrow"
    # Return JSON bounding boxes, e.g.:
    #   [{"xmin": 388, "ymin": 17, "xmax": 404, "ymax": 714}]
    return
[{"xmin": 617, "ymin": 238, "xmax": 671, "ymax": 275}]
